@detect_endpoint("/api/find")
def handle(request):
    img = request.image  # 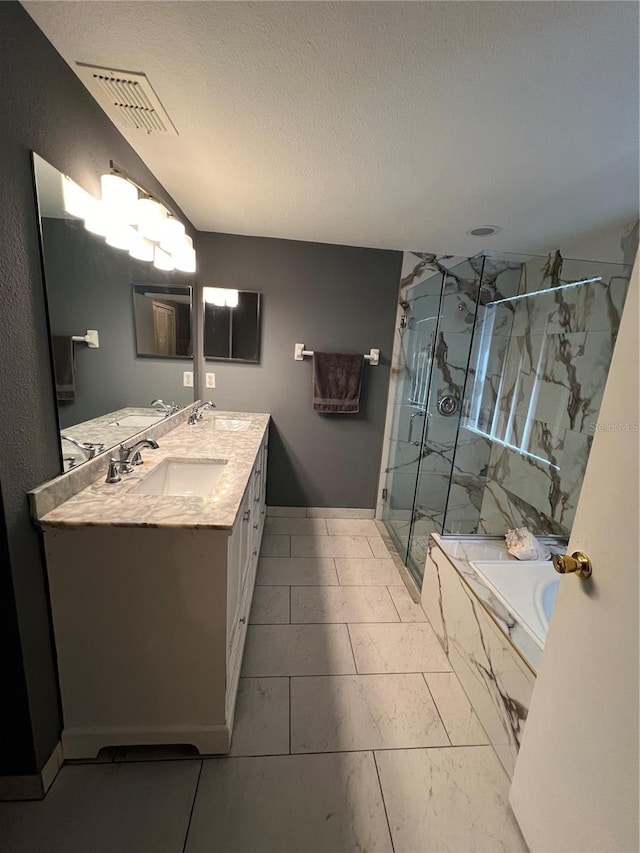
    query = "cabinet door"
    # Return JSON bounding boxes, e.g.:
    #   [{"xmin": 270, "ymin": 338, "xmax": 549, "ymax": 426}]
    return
[
  {"xmin": 251, "ymin": 437, "xmax": 268, "ymax": 550},
  {"xmin": 228, "ymin": 489, "xmax": 251, "ymax": 660}
]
